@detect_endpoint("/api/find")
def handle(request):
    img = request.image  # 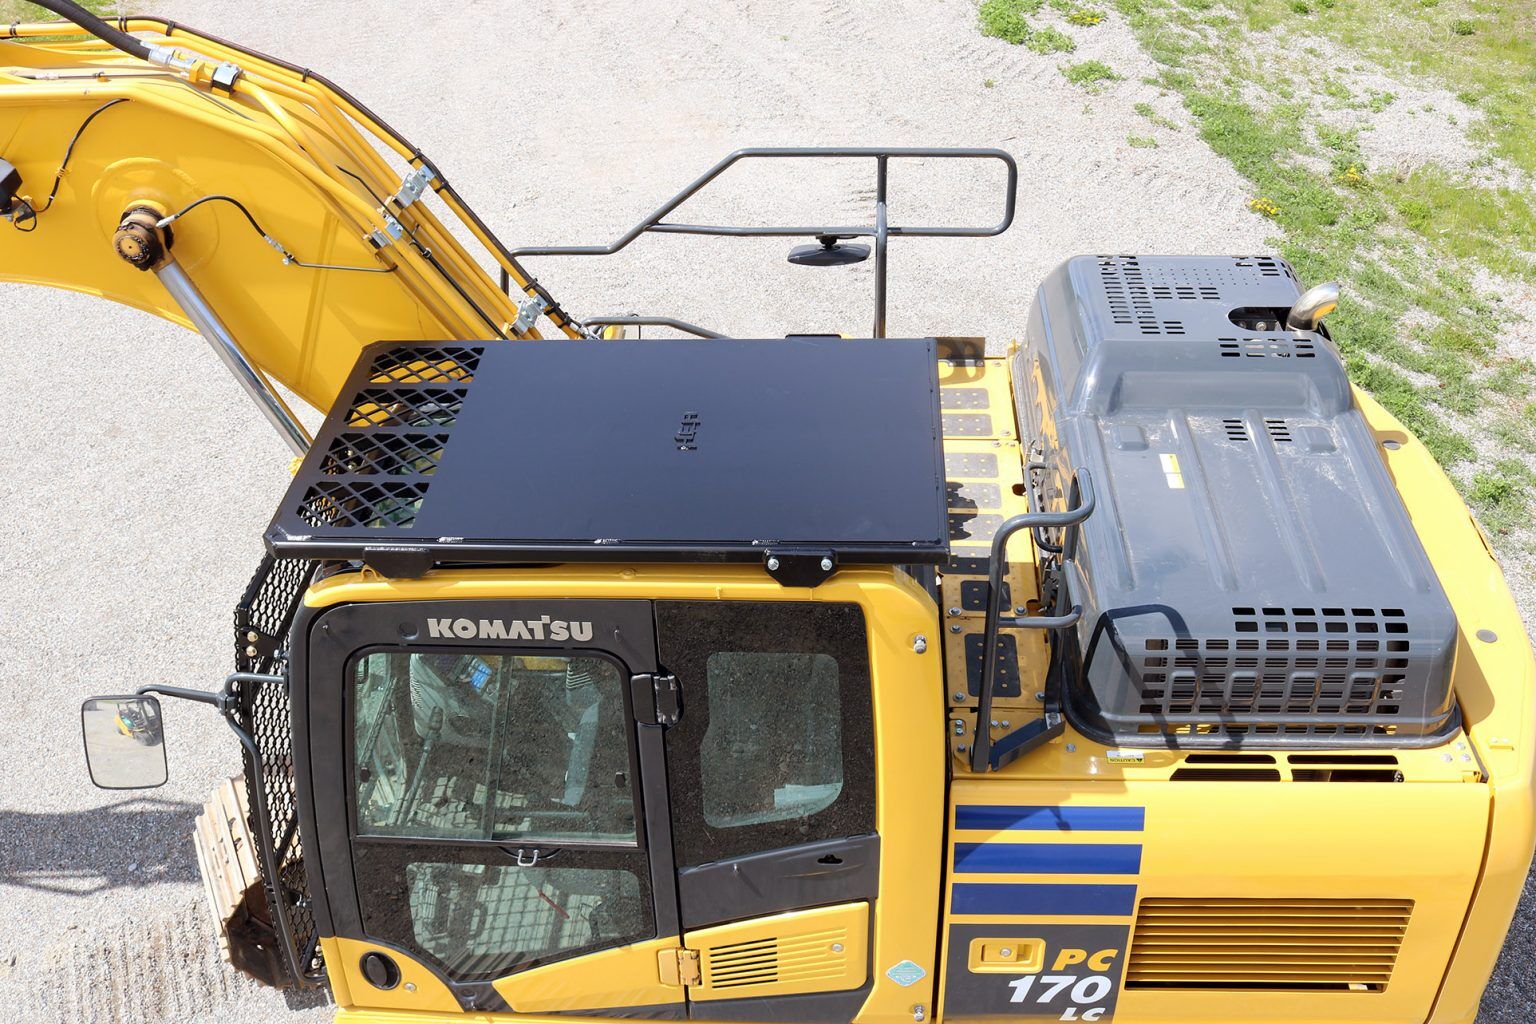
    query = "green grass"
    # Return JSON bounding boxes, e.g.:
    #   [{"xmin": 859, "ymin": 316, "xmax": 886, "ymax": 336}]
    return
[
  {"xmin": 980, "ymin": 0, "xmax": 1045, "ymax": 44},
  {"xmin": 1133, "ymin": 100, "xmax": 1180, "ymax": 129},
  {"xmin": 1027, "ymin": 25, "xmax": 1077, "ymax": 53},
  {"xmin": 1469, "ymin": 462, "xmax": 1533, "ymax": 535},
  {"xmin": 0, "ymin": 0, "xmax": 113, "ymax": 21},
  {"xmin": 1062, "ymin": 58, "xmax": 1121, "ymax": 88},
  {"xmin": 1128, "ymin": 134, "xmax": 1159, "ymax": 147},
  {"xmin": 980, "ymin": 0, "xmax": 1079, "ymax": 52}
]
